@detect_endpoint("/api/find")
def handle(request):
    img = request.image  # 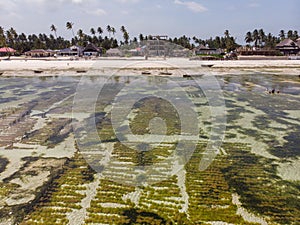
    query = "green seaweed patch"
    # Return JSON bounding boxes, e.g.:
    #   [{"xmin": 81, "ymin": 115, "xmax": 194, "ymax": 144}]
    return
[
  {"xmin": 185, "ymin": 143, "xmax": 250, "ymax": 224},
  {"xmin": 130, "ymin": 97, "xmax": 181, "ymax": 136},
  {"xmin": 270, "ymin": 131, "xmax": 300, "ymax": 158},
  {"xmin": 112, "ymin": 142, "xmax": 176, "ymax": 166},
  {"xmin": 0, "ymin": 157, "xmax": 9, "ymax": 173},
  {"xmin": 0, "ymin": 182, "xmax": 20, "ymax": 198},
  {"xmin": 20, "ymin": 152, "xmax": 95, "ymax": 225},
  {"xmin": 221, "ymin": 142, "xmax": 300, "ymax": 224}
]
